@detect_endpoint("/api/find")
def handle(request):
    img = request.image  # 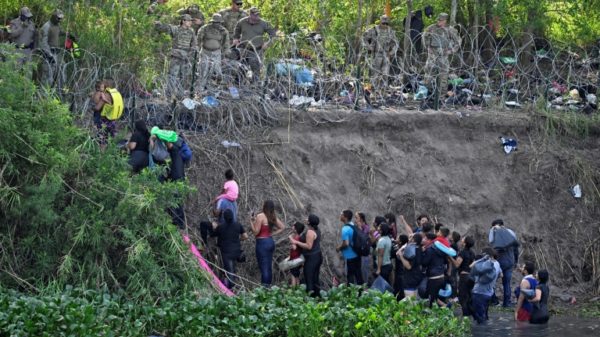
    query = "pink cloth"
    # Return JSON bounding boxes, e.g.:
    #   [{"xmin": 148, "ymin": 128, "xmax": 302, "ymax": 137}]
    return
[
  {"xmin": 217, "ymin": 180, "xmax": 239, "ymax": 202},
  {"xmin": 183, "ymin": 235, "xmax": 234, "ymax": 297}
]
